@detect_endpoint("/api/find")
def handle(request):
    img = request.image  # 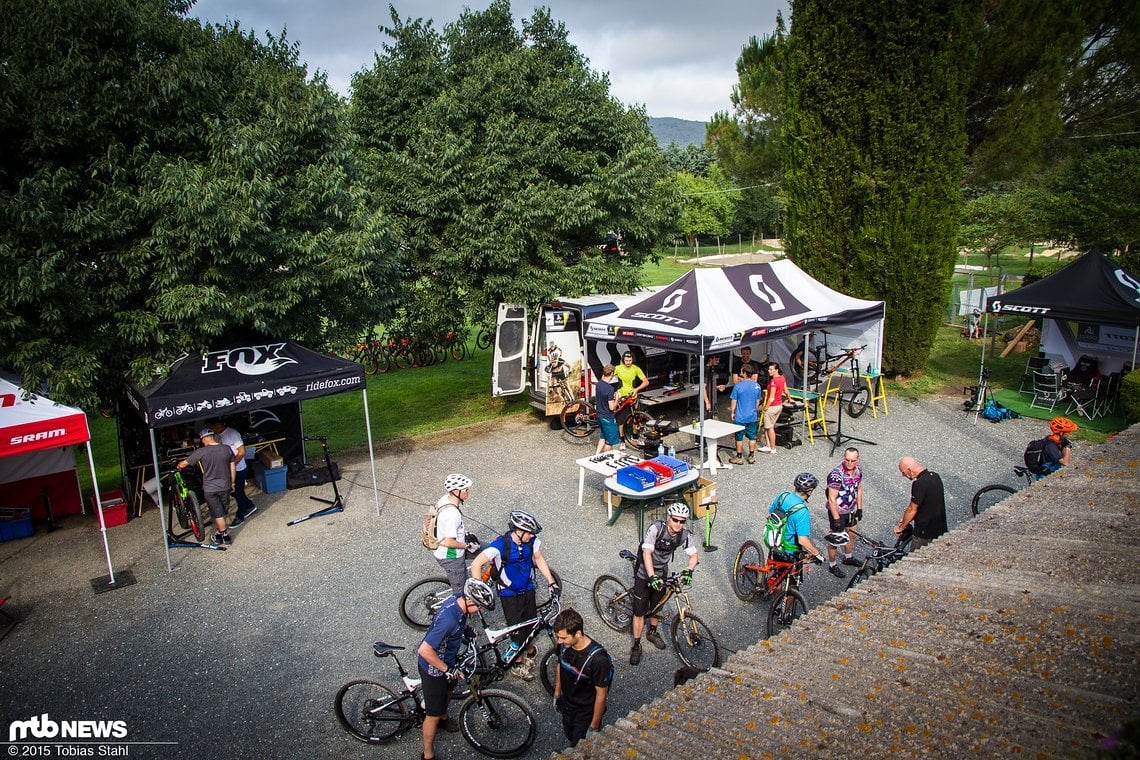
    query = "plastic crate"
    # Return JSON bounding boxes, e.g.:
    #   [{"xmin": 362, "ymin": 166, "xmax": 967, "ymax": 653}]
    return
[
  {"xmin": 0, "ymin": 508, "xmax": 33, "ymax": 542},
  {"xmin": 615, "ymin": 465, "xmax": 656, "ymax": 492},
  {"xmin": 637, "ymin": 460, "xmax": 674, "ymax": 486},
  {"xmin": 650, "ymin": 455, "xmax": 689, "ymax": 477},
  {"xmin": 98, "ymin": 490, "xmax": 128, "ymax": 528}
]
